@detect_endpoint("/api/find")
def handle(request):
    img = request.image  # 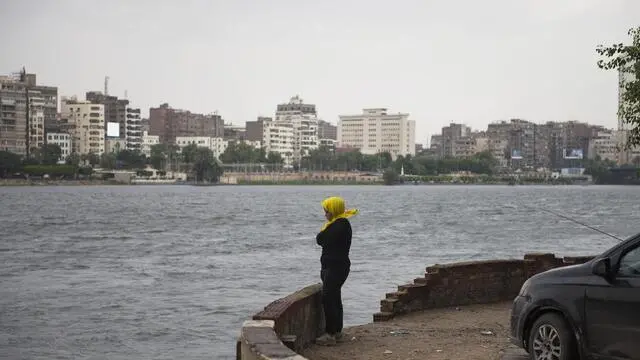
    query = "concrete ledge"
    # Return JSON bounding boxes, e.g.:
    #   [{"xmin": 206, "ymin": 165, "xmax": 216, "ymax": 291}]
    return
[
  {"xmin": 237, "ymin": 284, "xmax": 324, "ymax": 359},
  {"xmin": 238, "ymin": 320, "xmax": 307, "ymax": 360}
]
